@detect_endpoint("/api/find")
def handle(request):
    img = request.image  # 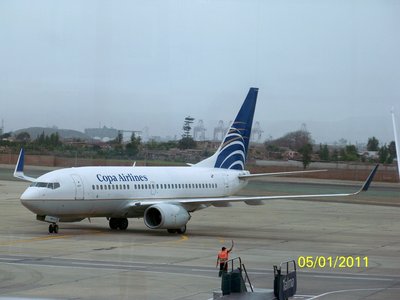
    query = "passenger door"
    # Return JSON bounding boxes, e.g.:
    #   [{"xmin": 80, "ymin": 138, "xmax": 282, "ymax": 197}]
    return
[{"xmin": 71, "ymin": 174, "xmax": 84, "ymax": 200}]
